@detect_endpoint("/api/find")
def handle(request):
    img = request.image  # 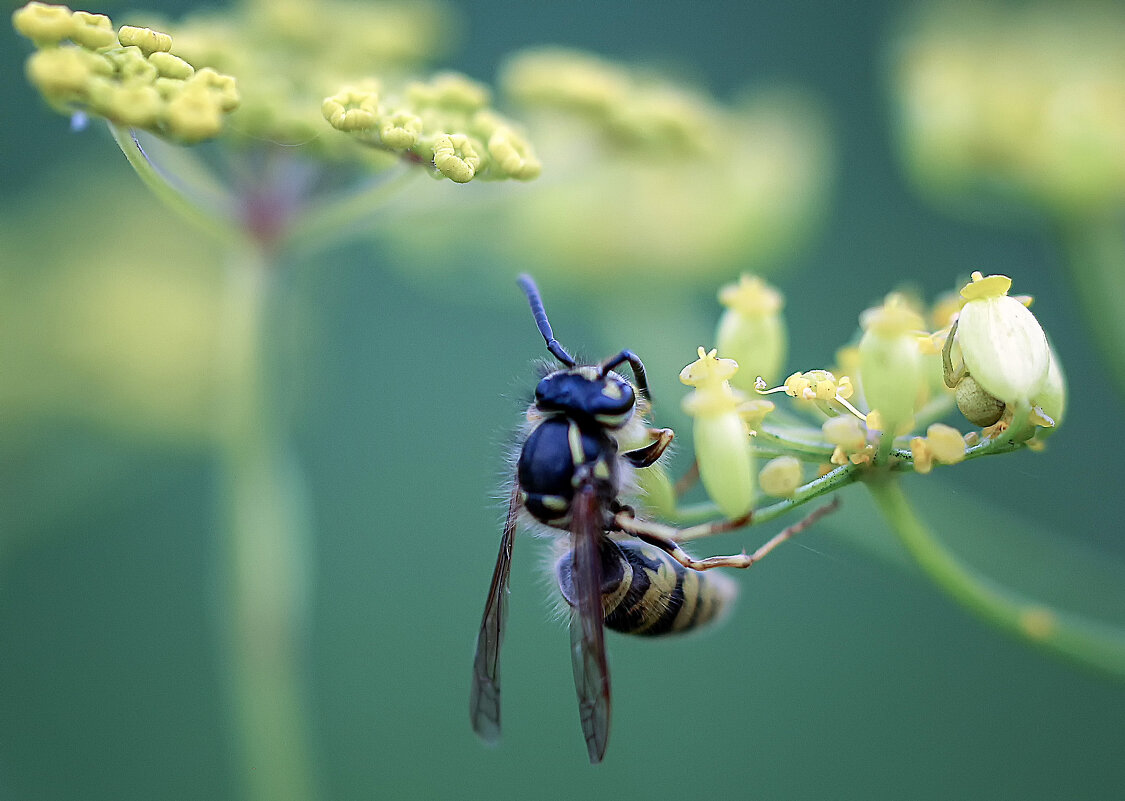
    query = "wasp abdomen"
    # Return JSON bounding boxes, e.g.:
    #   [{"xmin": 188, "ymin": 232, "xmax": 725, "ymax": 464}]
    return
[{"xmin": 557, "ymin": 539, "xmax": 737, "ymax": 636}]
